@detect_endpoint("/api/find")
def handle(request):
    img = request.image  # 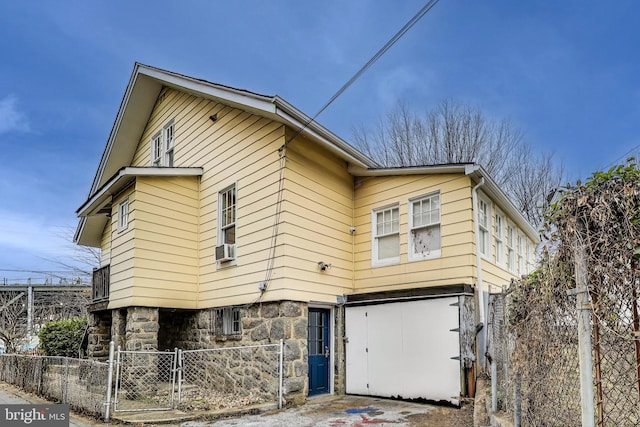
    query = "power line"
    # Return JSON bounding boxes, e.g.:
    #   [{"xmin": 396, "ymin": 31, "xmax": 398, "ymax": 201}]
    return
[
  {"xmin": 281, "ymin": 0, "xmax": 441, "ymax": 150},
  {"xmin": 602, "ymin": 142, "xmax": 640, "ymax": 170}
]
